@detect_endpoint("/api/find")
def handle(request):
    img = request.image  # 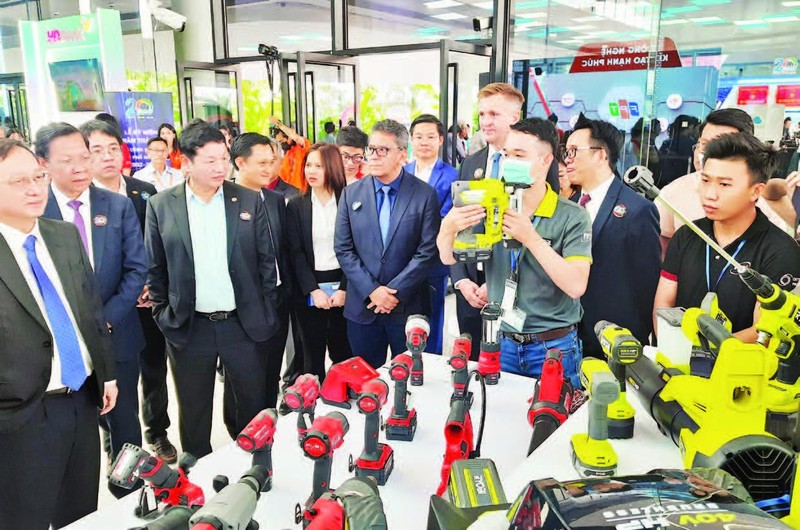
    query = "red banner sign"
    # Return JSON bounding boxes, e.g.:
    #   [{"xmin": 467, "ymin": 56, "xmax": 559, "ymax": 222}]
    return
[
  {"xmin": 737, "ymin": 86, "xmax": 769, "ymax": 105},
  {"xmin": 776, "ymin": 84, "xmax": 800, "ymax": 106},
  {"xmin": 569, "ymin": 38, "xmax": 682, "ymax": 73}
]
